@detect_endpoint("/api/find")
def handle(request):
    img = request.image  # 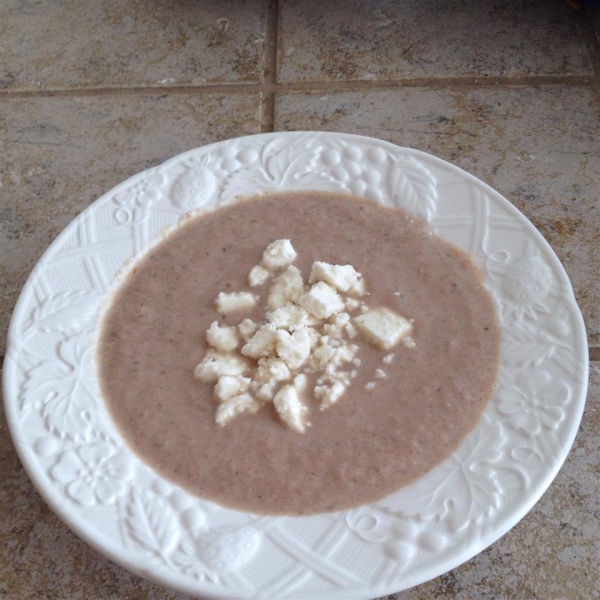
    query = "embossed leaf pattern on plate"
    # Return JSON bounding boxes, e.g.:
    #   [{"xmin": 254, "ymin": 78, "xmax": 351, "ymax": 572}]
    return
[
  {"xmin": 126, "ymin": 489, "xmax": 180, "ymax": 557},
  {"xmin": 3, "ymin": 132, "xmax": 587, "ymax": 600},
  {"xmin": 21, "ymin": 333, "xmax": 96, "ymax": 437}
]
